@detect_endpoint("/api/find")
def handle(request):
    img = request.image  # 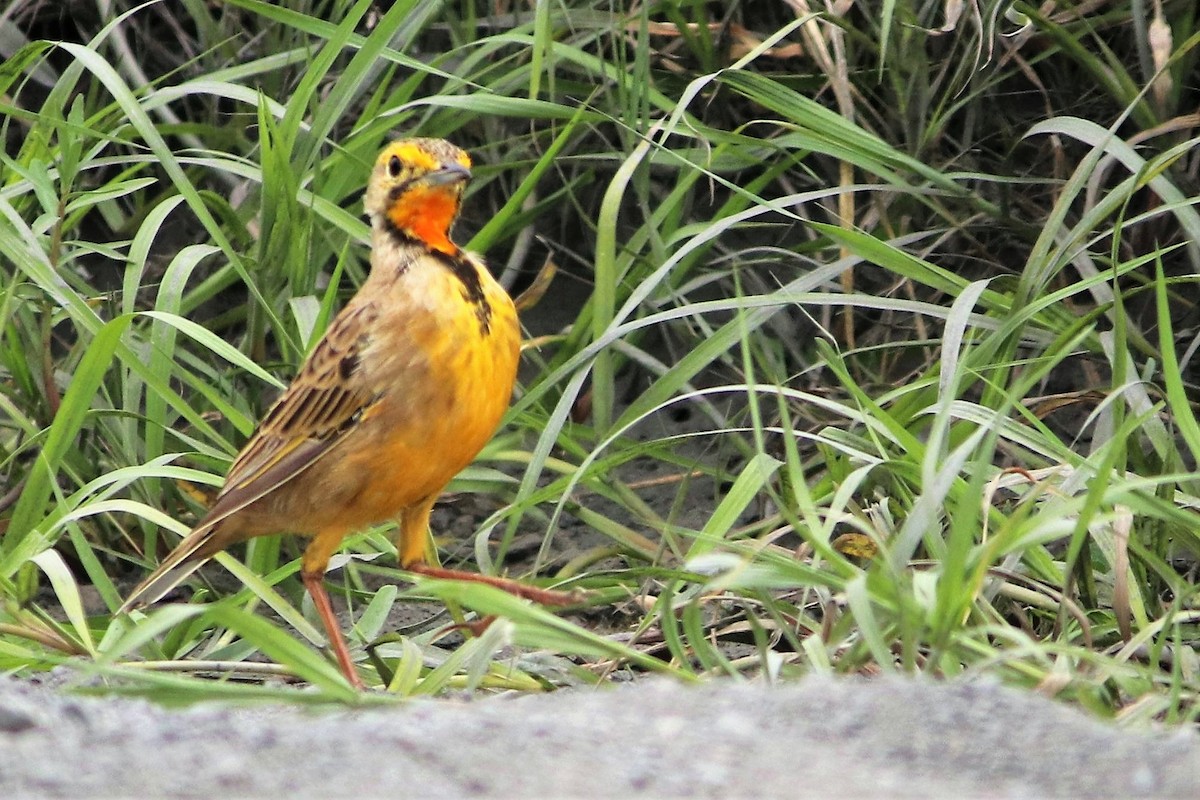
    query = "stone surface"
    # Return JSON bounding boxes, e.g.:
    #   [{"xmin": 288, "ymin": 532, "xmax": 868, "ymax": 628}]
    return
[{"xmin": 1, "ymin": 676, "xmax": 1196, "ymax": 798}]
